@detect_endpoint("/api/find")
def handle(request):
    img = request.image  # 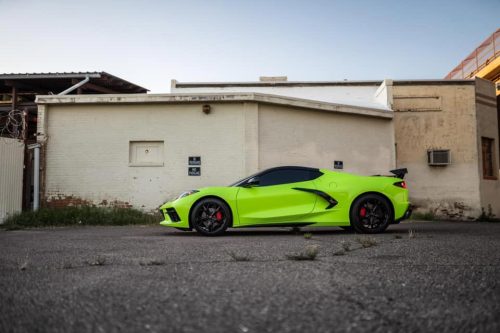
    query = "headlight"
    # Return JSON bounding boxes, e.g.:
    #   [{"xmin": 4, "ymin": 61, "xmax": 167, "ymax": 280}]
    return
[{"xmin": 177, "ymin": 190, "xmax": 199, "ymax": 200}]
